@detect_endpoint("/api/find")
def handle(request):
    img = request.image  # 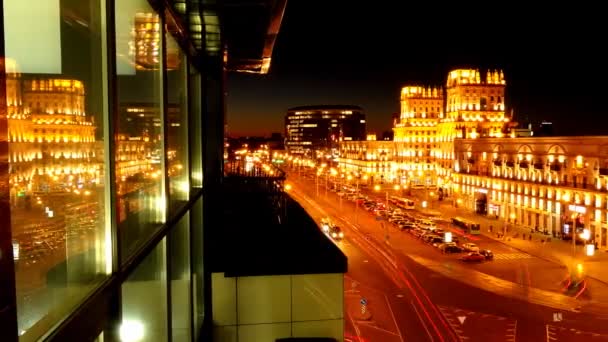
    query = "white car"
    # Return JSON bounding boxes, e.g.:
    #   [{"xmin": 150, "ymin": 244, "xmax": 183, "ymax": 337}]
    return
[
  {"xmin": 461, "ymin": 243, "xmax": 480, "ymax": 252},
  {"xmin": 320, "ymin": 218, "xmax": 331, "ymax": 233}
]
